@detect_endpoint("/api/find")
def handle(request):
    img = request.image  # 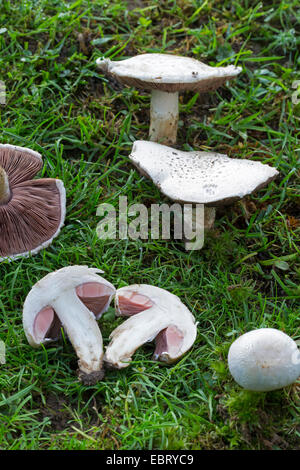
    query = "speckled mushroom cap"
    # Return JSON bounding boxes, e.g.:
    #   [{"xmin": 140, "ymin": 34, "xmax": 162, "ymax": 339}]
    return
[
  {"xmin": 96, "ymin": 53, "xmax": 242, "ymax": 93},
  {"xmin": 0, "ymin": 144, "xmax": 66, "ymax": 261},
  {"xmin": 129, "ymin": 141, "xmax": 279, "ymax": 206}
]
